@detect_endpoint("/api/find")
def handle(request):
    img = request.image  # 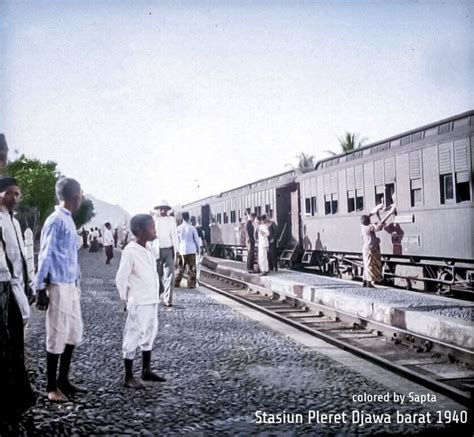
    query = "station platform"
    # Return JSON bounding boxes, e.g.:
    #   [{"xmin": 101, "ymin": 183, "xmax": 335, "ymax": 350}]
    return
[
  {"xmin": 8, "ymin": 250, "xmax": 468, "ymax": 436},
  {"xmin": 201, "ymin": 257, "xmax": 474, "ymax": 350}
]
